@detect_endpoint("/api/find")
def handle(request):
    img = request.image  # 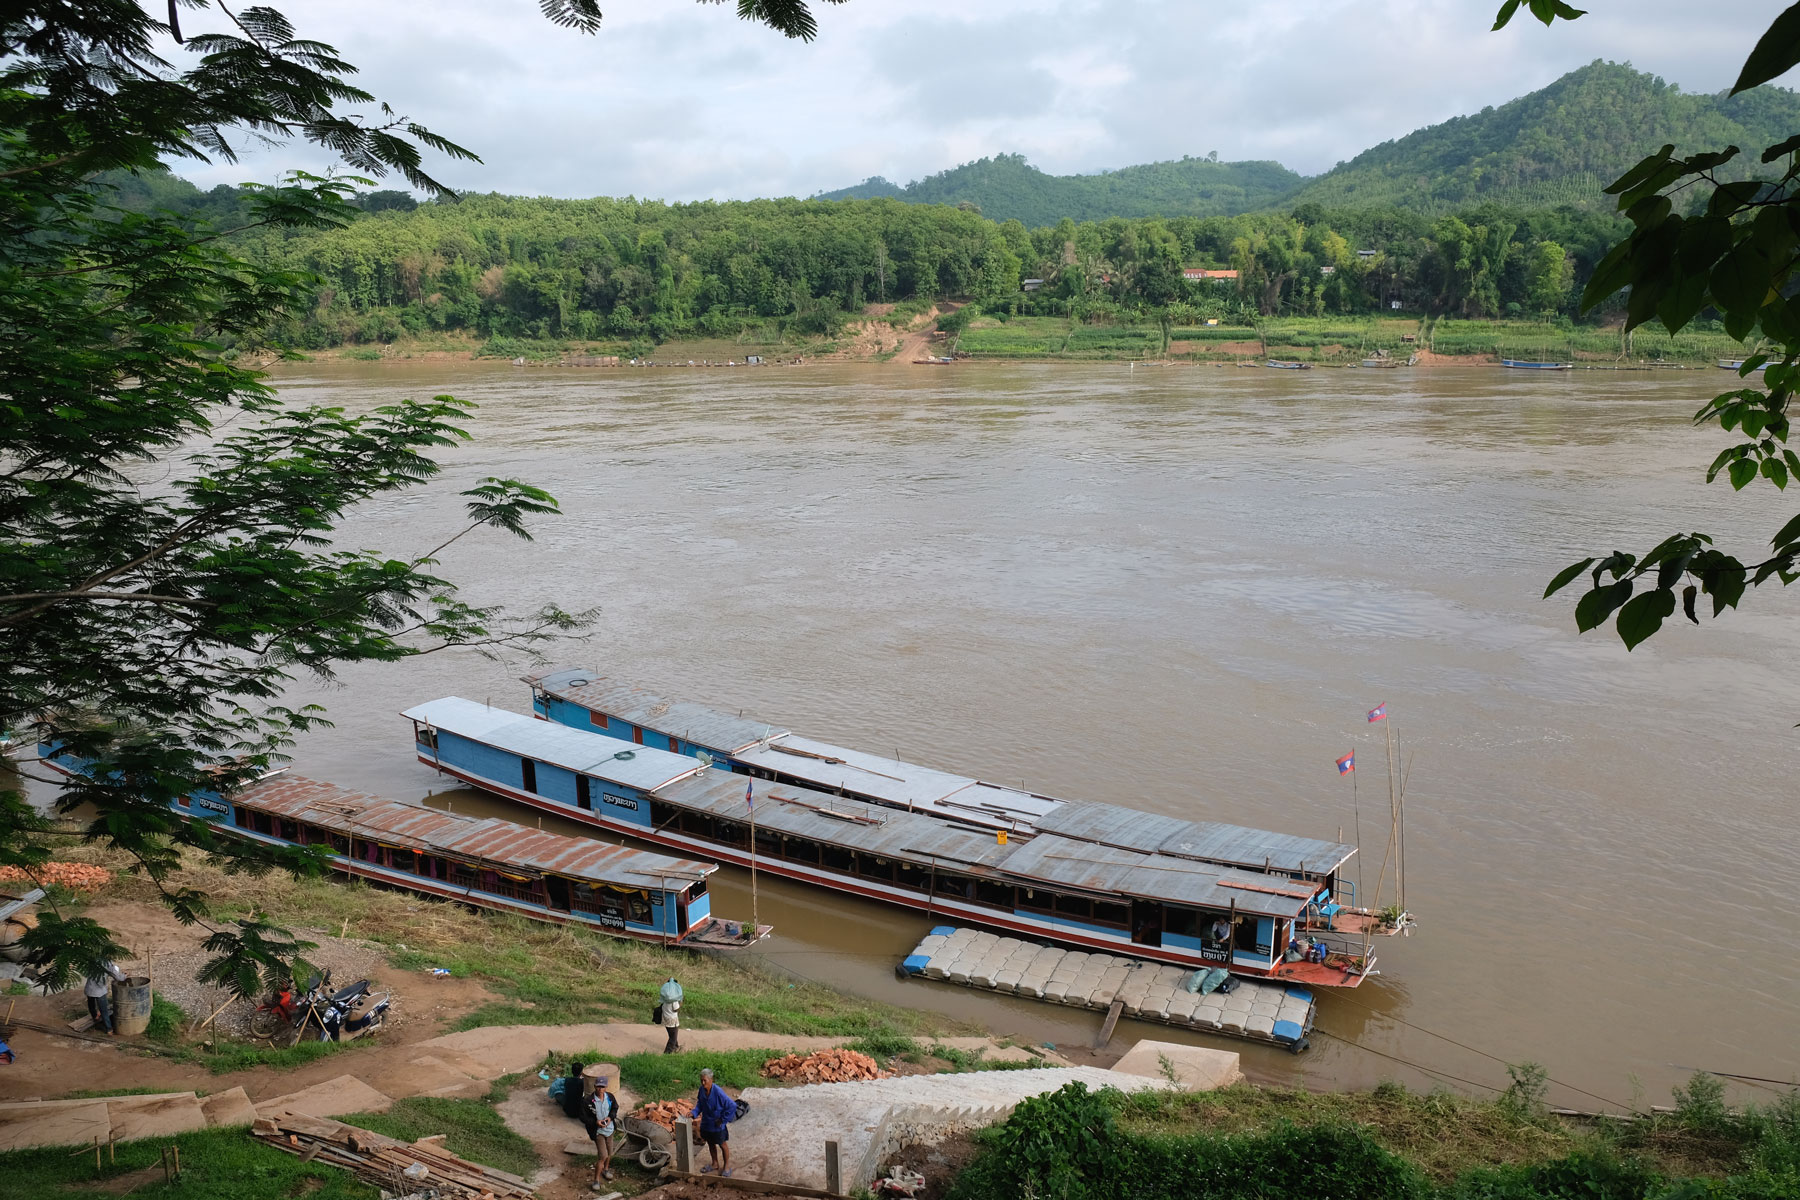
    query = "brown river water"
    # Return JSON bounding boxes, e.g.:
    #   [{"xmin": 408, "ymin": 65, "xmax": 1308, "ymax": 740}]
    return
[{"xmin": 97, "ymin": 360, "xmax": 1800, "ymax": 1104}]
